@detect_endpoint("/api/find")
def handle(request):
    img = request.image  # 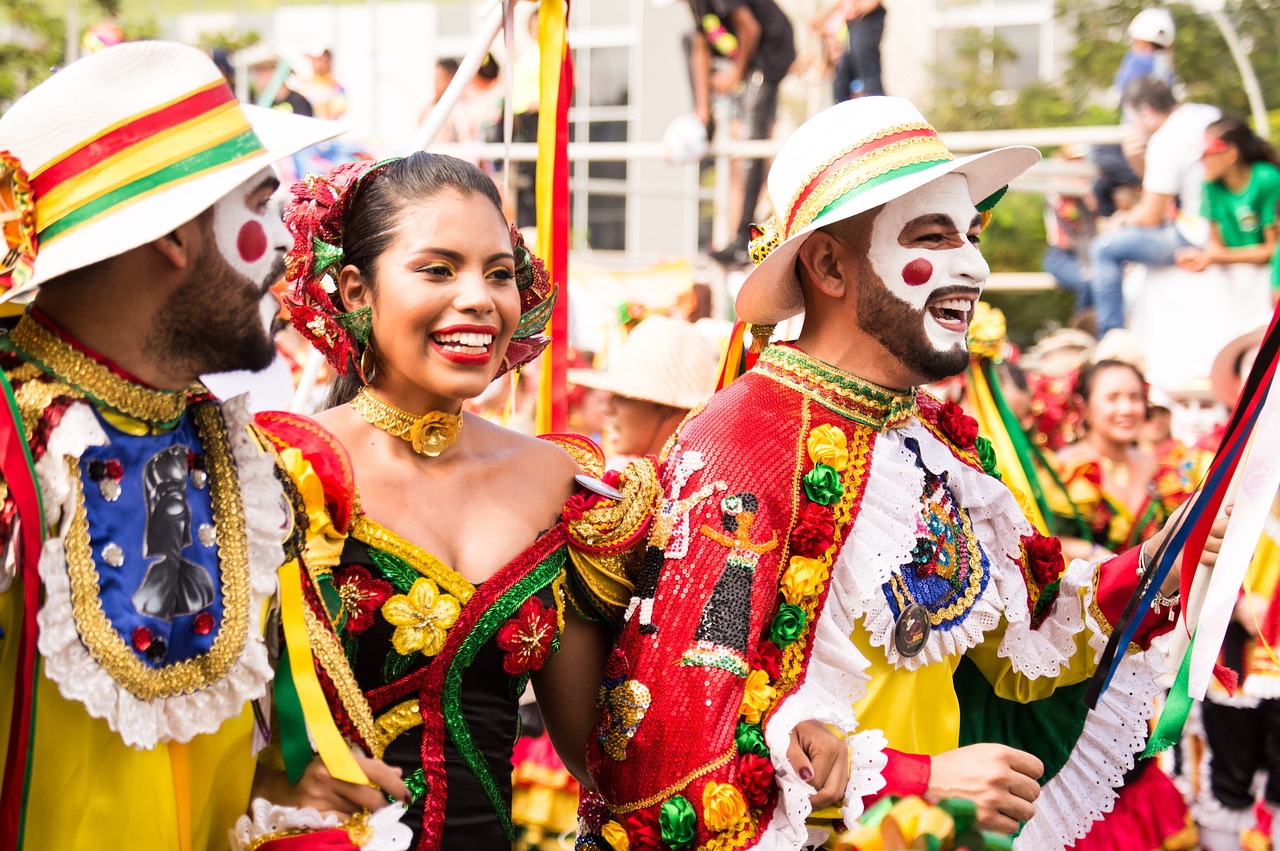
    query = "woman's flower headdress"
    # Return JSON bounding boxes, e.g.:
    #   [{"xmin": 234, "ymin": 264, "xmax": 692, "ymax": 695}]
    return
[{"xmin": 283, "ymin": 158, "xmax": 556, "ymax": 378}]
